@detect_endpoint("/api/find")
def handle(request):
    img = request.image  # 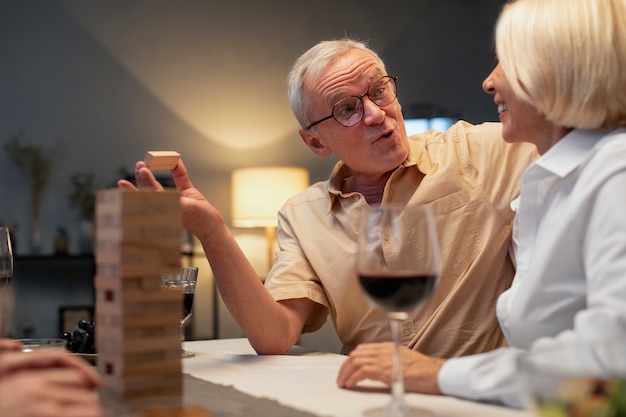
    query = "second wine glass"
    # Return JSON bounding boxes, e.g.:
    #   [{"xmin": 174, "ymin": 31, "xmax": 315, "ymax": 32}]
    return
[
  {"xmin": 162, "ymin": 266, "xmax": 198, "ymax": 358},
  {"xmin": 0, "ymin": 227, "xmax": 13, "ymax": 294},
  {"xmin": 356, "ymin": 204, "xmax": 440, "ymax": 417},
  {"xmin": 0, "ymin": 227, "xmax": 14, "ymax": 337}
]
